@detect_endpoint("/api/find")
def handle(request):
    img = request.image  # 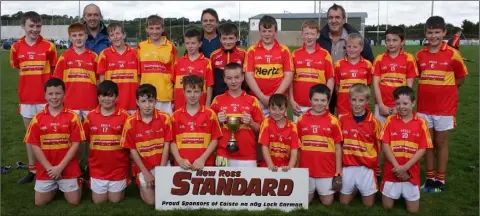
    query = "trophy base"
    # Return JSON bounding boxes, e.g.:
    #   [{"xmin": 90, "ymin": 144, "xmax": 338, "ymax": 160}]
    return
[{"xmin": 226, "ymin": 141, "xmax": 239, "ymax": 152}]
